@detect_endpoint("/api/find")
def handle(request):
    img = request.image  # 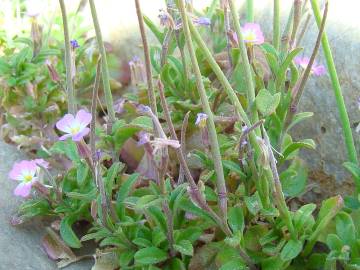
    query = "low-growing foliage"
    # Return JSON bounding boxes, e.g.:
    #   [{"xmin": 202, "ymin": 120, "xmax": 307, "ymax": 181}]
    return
[{"xmin": 3, "ymin": 0, "xmax": 360, "ymax": 269}]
